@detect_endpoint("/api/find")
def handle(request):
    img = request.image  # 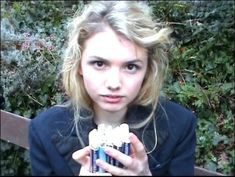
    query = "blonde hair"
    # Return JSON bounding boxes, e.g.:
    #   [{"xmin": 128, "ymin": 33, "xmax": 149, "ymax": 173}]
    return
[{"xmin": 62, "ymin": 1, "xmax": 173, "ymax": 151}]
